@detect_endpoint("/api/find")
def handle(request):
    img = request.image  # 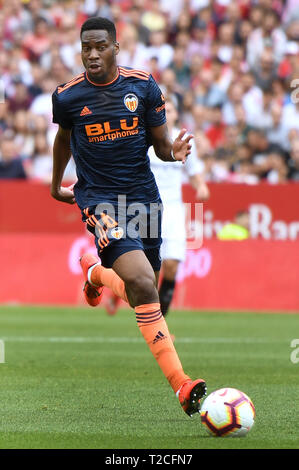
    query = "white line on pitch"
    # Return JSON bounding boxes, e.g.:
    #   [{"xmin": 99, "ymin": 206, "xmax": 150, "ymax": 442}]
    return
[{"xmin": 1, "ymin": 336, "xmax": 285, "ymax": 344}]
